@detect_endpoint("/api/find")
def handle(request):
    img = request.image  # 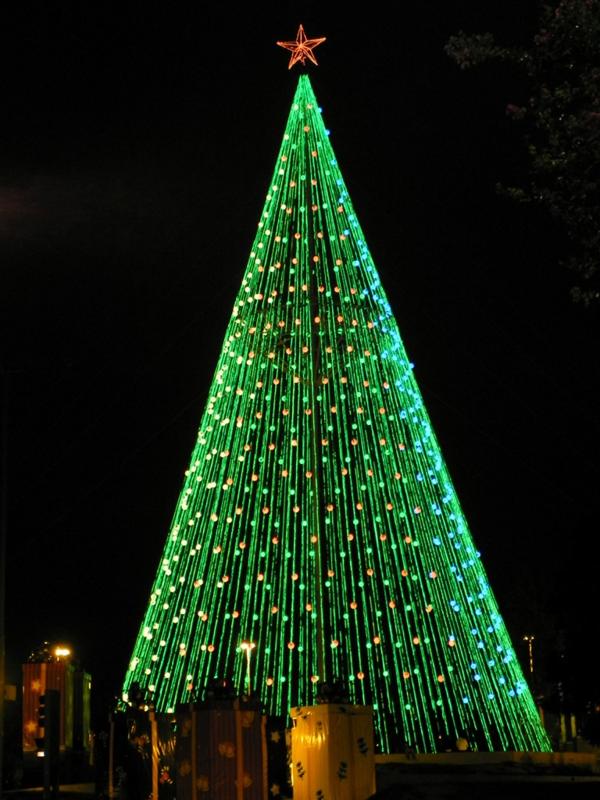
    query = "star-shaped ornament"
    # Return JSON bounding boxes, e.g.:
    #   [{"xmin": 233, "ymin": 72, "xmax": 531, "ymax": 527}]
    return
[{"xmin": 277, "ymin": 25, "xmax": 326, "ymax": 70}]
